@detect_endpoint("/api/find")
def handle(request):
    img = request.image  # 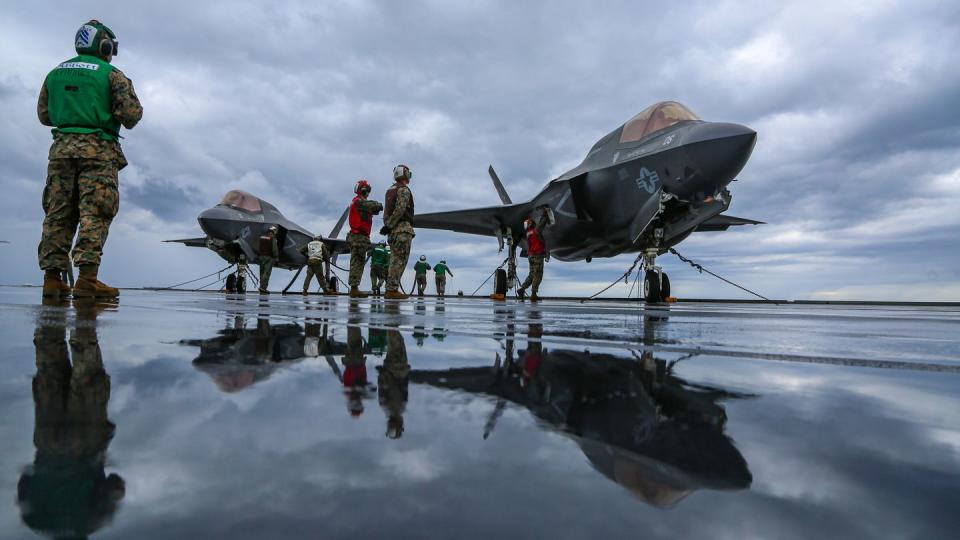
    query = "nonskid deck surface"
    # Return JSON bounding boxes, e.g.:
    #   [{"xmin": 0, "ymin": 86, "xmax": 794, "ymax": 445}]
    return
[
  {"xmin": 16, "ymin": 288, "xmax": 956, "ymax": 370},
  {"xmin": 2, "ymin": 286, "xmax": 959, "ymax": 539}
]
